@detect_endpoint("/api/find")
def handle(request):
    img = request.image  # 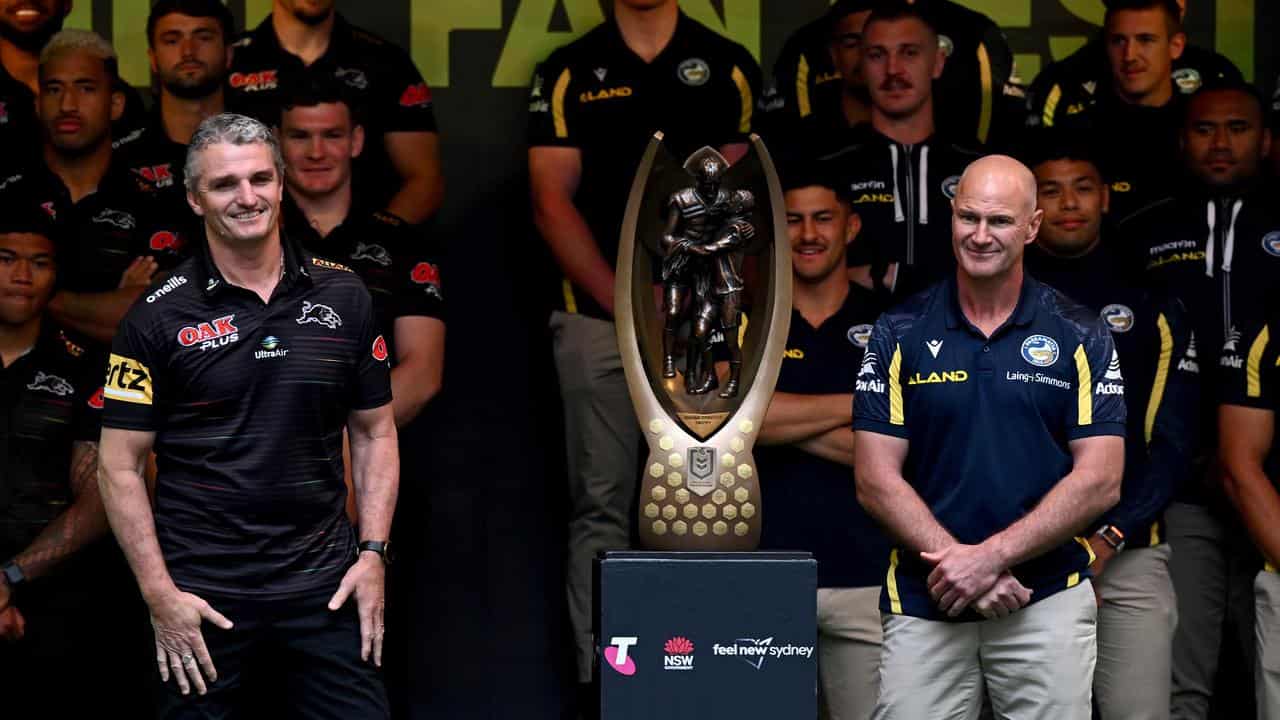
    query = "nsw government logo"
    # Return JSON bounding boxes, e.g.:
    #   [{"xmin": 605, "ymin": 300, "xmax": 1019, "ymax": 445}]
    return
[
  {"xmin": 712, "ymin": 637, "xmax": 815, "ymax": 670},
  {"xmin": 663, "ymin": 637, "xmax": 694, "ymax": 671},
  {"xmin": 1021, "ymin": 334, "xmax": 1059, "ymax": 367}
]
